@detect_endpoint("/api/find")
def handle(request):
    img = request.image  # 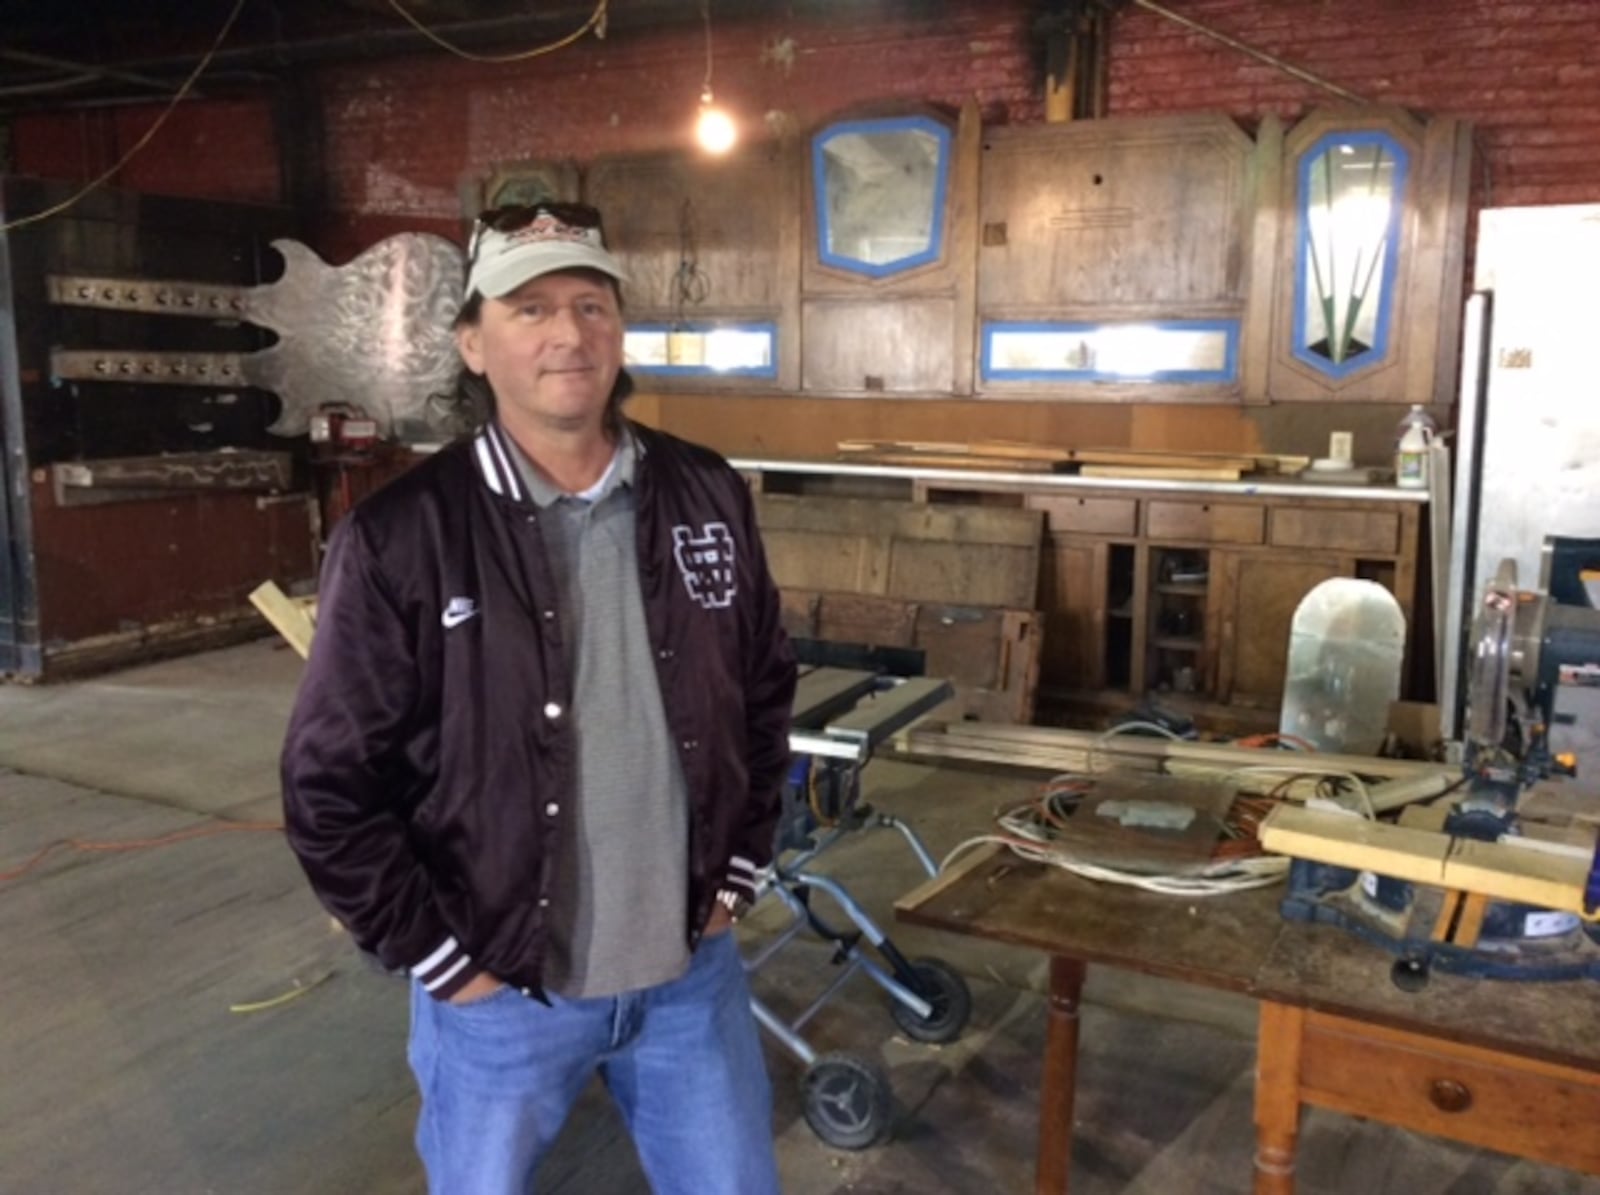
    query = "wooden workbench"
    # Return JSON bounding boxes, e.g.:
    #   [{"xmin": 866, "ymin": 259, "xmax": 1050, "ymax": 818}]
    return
[{"xmin": 896, "ymin": 850, "xmax": 1600, "ymax": 1193}]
